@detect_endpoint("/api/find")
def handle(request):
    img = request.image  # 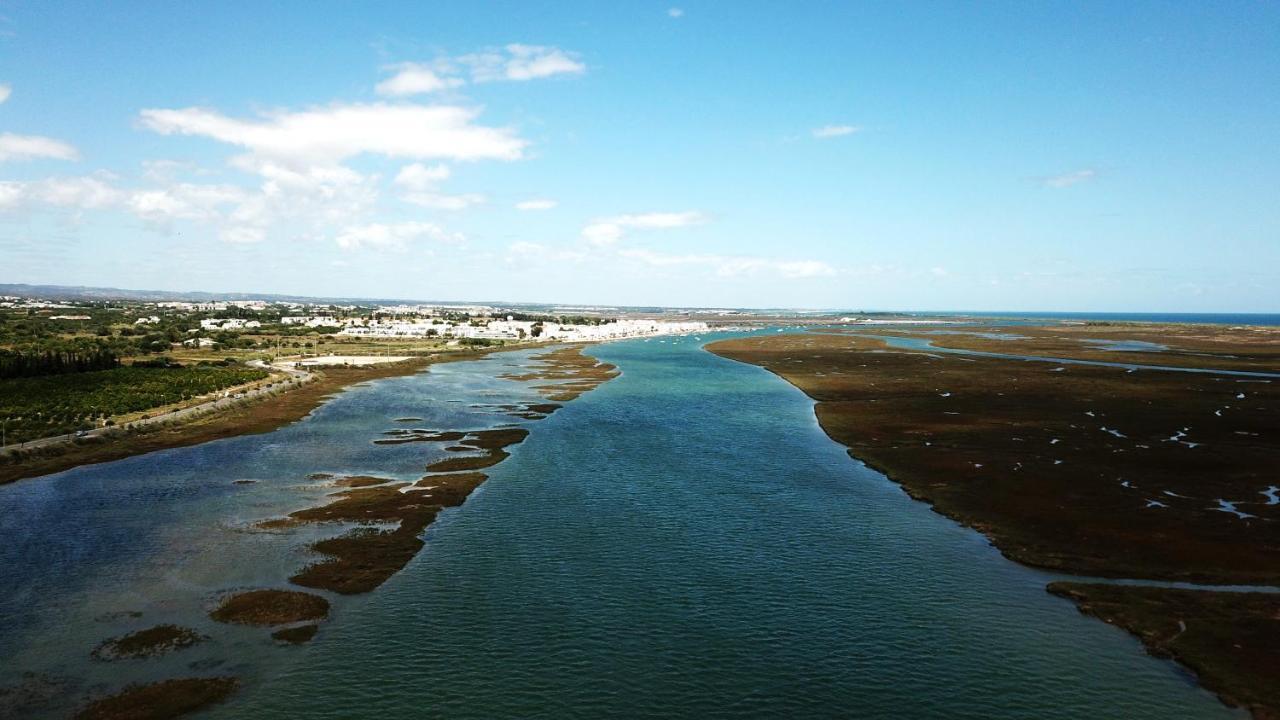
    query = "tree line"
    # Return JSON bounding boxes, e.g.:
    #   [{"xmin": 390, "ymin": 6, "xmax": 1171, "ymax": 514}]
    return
[{"xmin": 0, "ymin": 347, "xmax": 120, "ymax": 379}]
